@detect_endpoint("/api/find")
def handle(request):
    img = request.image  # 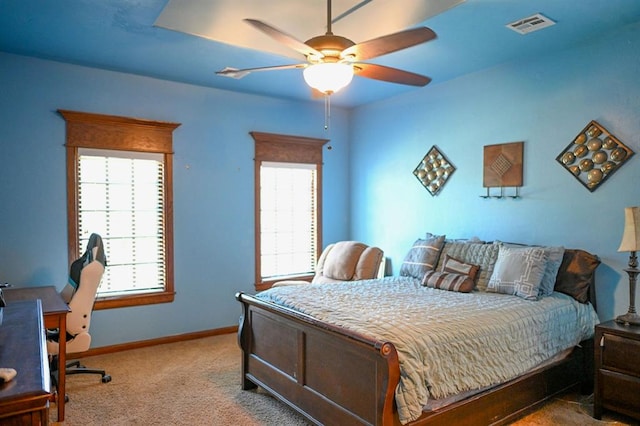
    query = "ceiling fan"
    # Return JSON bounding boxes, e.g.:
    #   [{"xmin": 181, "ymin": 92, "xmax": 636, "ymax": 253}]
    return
[{"xmin": 216, "ymin": 0, "xmax": 437, "ymax": 95}]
